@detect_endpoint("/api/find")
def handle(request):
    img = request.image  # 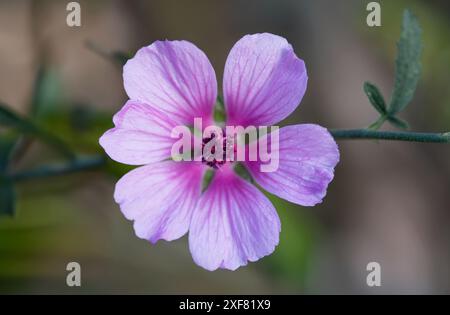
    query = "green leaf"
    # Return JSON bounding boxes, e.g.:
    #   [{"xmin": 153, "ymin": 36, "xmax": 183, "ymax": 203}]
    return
[
  {"xmin": 0, "ymin": 105, "xmax": 35, "ymax": 133},
  {"xmin": 387, "ymin": 115, "xmax": 410, "ymax": 130},
  {"xmin": 233, "ymin": 162, "xmax": 254, "ymax": 183},
  {"xmin": 368, "ymin": 115, "xmax": 387, "ymax": 131},
  {"xmin": 0, "ymin": 104, "xmax": 75, "ymax": 159},
  {"xmin": 364, "ymin": 82, "xmax": 387, "ymax": 115},
  {"xmin": 201, "ymin": 169, "xmax": 215, "ymax": 193},
  {"xmin": 213, "ymin": 96, "xmax": 226, "ymax": 123},
  {"xmin": 0, "ymin": 179, "xmax": 15, "ymax": 216},
  {"xmin": 0, "ymin": 134, "xmax": 19, "ymax": 172},
  {"xmin": 31, "ymin": 66, "xmax": 63, "ymax": 119},
  {"xmin": 389, "ymin": 9, "xmax": 422, "ymax": 115}
]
